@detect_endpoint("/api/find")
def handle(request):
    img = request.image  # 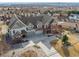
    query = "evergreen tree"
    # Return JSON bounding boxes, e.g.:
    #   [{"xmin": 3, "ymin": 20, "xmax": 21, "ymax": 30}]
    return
[{"xmin": 62, "ymin": 35, "xmax": 68, "ymax": 44}]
